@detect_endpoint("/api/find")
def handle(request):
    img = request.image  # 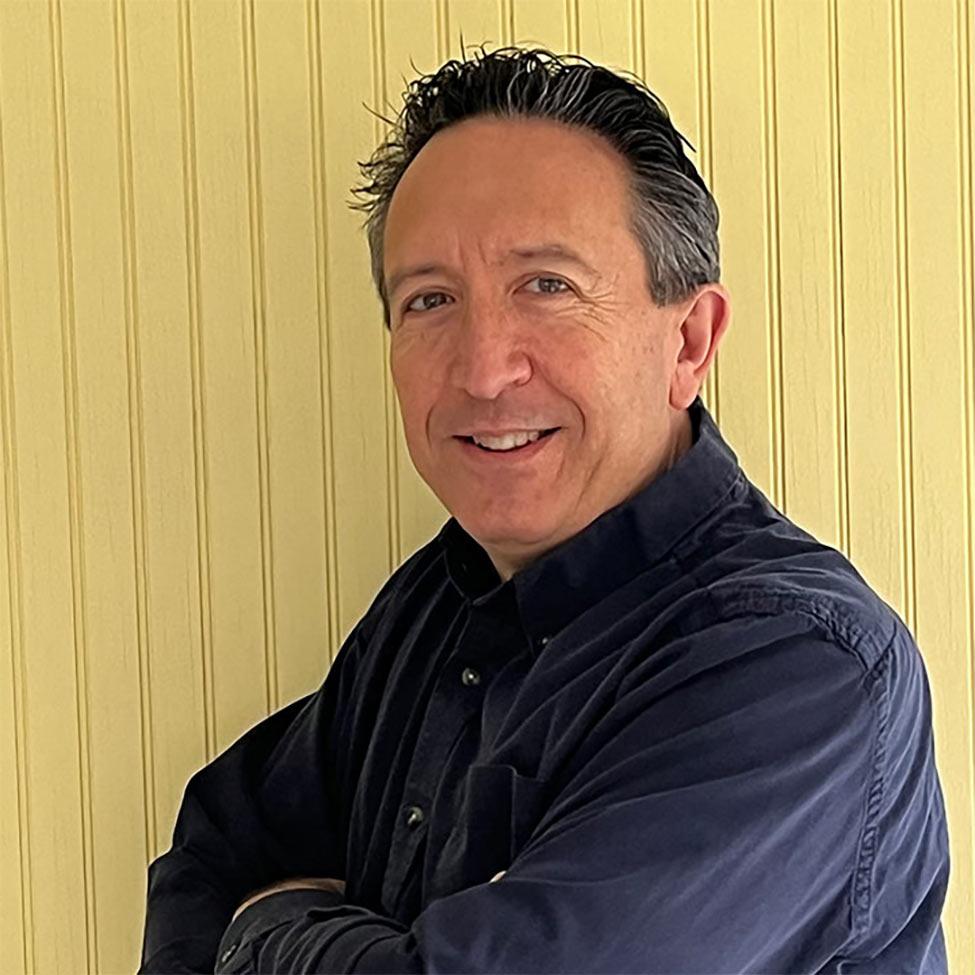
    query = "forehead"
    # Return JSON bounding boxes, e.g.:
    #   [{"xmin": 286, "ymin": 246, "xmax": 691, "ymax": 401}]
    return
[{"xmin": 383, "ymin": 116, "xmax": 632, "ymax": 265}]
